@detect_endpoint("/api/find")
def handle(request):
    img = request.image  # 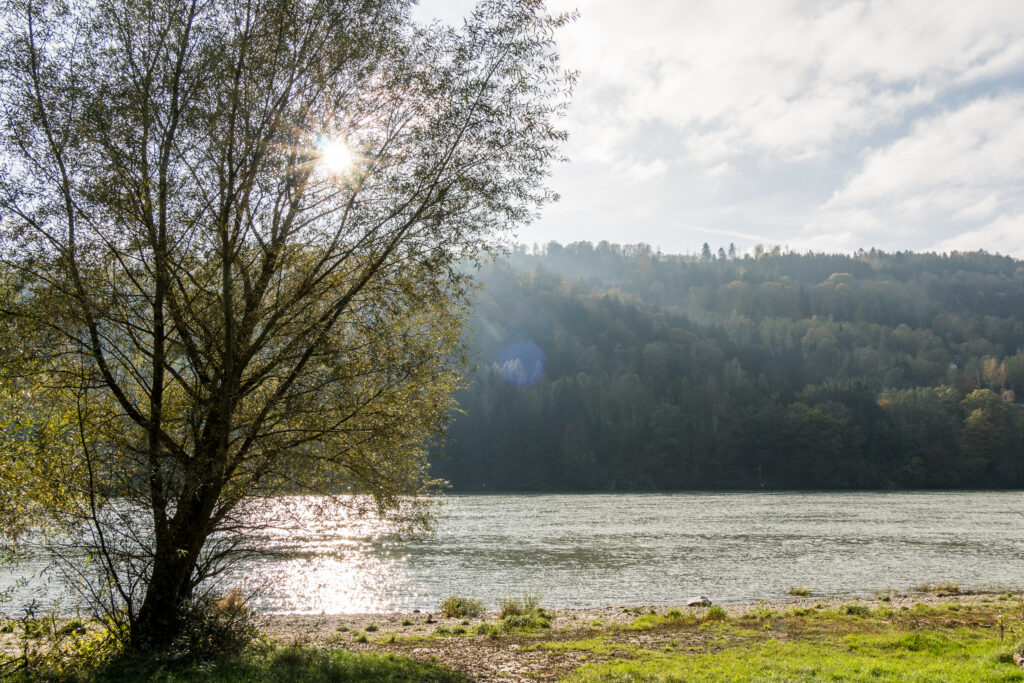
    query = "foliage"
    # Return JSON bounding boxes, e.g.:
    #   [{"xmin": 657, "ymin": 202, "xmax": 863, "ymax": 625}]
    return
[
  {"xmin": 0, "ymin": 0, "xmax": 572, "ymax": 651},
  {"xmin": 497, "ymin": 594, "xmax": 550, "ymax": 631},
  {"xmin": 498, "ymin": 592, "xmax": 543, "ymax": 619},
  {"xmin": 439, "ymin": 595, "xmax": 484, "ymax": 619},
  {"xmin": 437, "ymin": 243, "xmax": 1024, "ymax": 490}
]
